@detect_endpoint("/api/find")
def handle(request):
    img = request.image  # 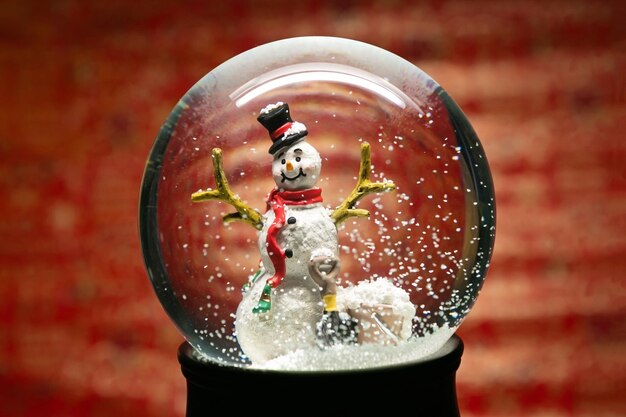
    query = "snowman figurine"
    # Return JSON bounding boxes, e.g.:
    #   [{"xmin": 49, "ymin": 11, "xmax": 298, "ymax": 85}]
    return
[{"xmin": 192, "ymin": 102, "xmax": 413, "ymax": 363}]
